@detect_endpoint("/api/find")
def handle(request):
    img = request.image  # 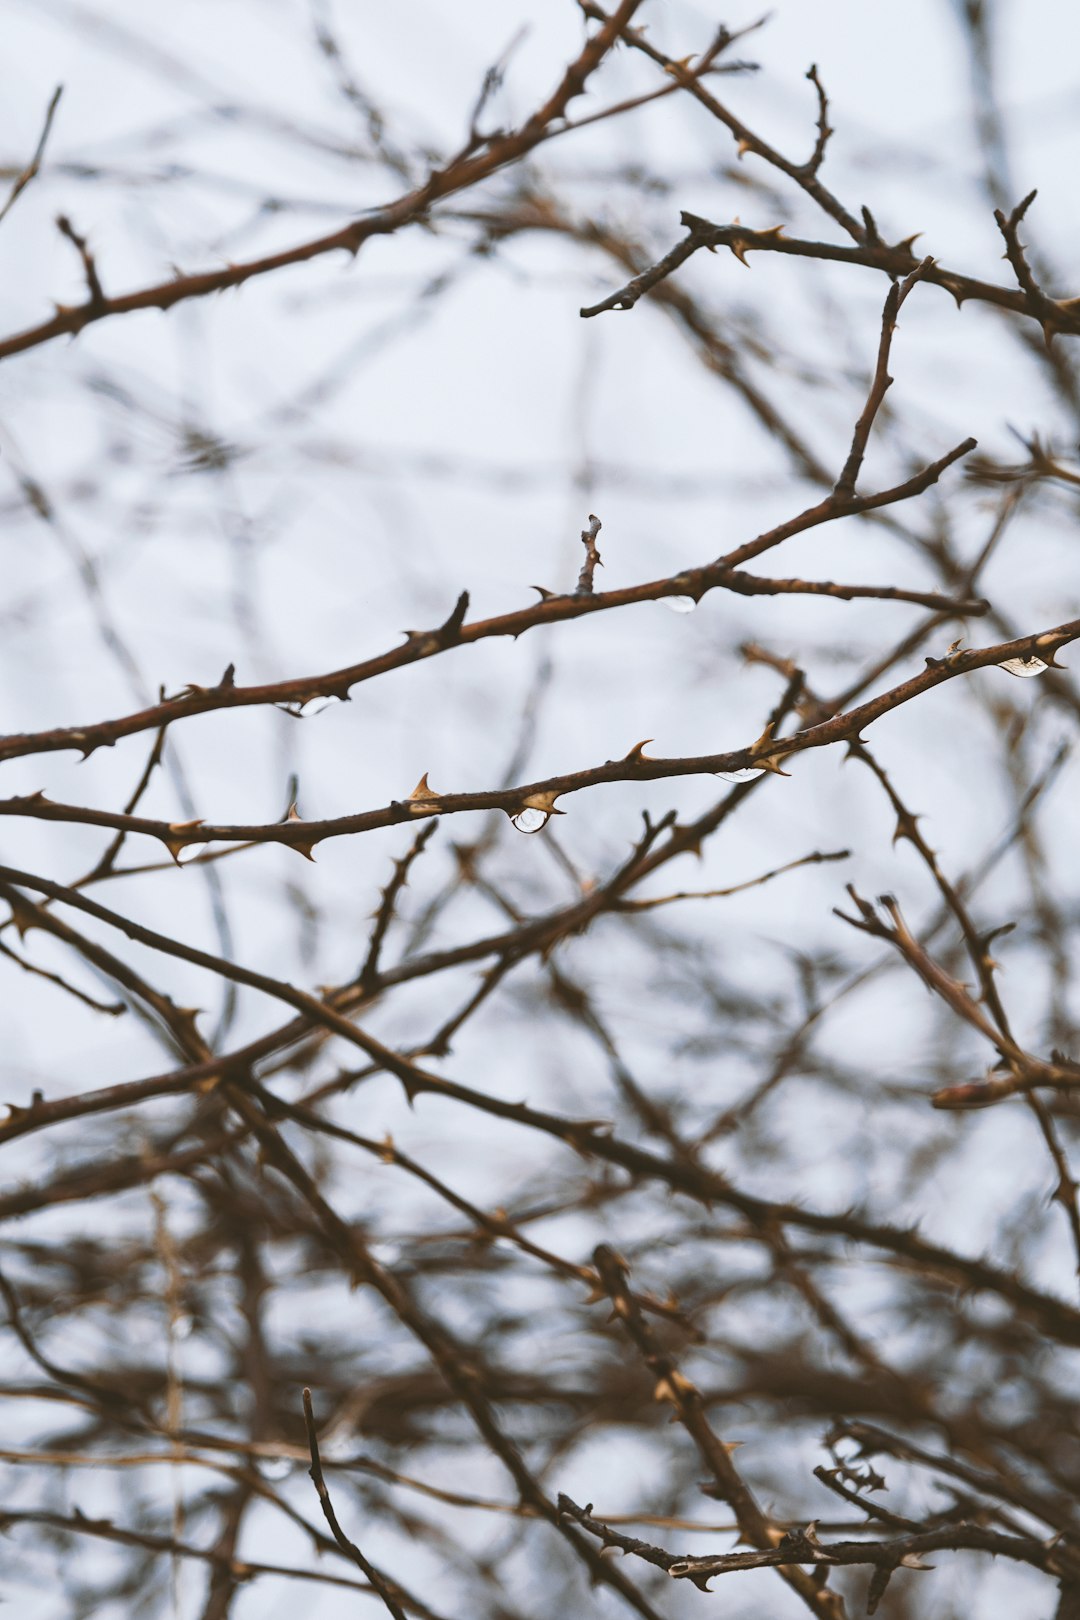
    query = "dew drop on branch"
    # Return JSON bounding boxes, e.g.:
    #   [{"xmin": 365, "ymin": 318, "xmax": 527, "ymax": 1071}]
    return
[
  {"xmin": 298, "ymin": 695, "xmax": 337, "ymax": 716},
  {"xmin": 660, "ymin": 595, "xmax": 697, "ymax": 615},
  {"xmin": 717, "ymin": 767, "xmax": 765, "ymax": 784},
  {"xmin": 512, "ymin": 807, "xmax": 550, "ymax": 834},
  {"xmin": 261, "ymin": 1455, "xmax": 292, "ymax": 1481},
  {"xmin": 999, "ymin": 656, "xmax": 1048, "ymax": 678},
  {"xmin": 177, "ymin": 842, "xmax": 210, "ymax": 864}
]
